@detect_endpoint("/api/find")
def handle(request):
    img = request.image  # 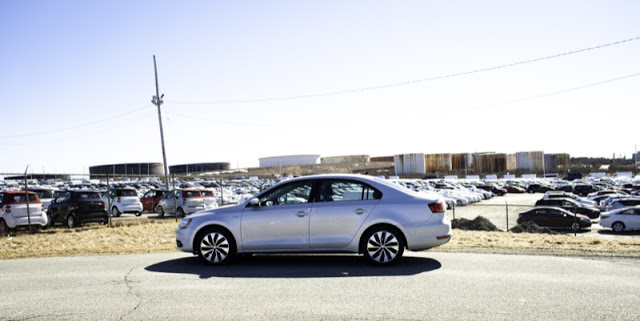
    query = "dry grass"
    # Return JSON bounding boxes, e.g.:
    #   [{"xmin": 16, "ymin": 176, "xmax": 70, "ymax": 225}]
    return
[{"xmin": 1, "ymin": 220, "xmax": 639, "ymax": 260}]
